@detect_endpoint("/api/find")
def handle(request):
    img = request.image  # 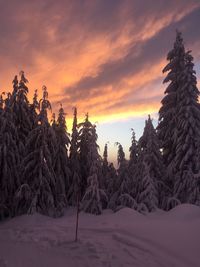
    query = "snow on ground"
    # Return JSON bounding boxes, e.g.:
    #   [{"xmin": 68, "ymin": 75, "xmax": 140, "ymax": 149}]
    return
[{"xmin": 0, "ymin": 204, "xmax": 200, "ymax": 267}]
